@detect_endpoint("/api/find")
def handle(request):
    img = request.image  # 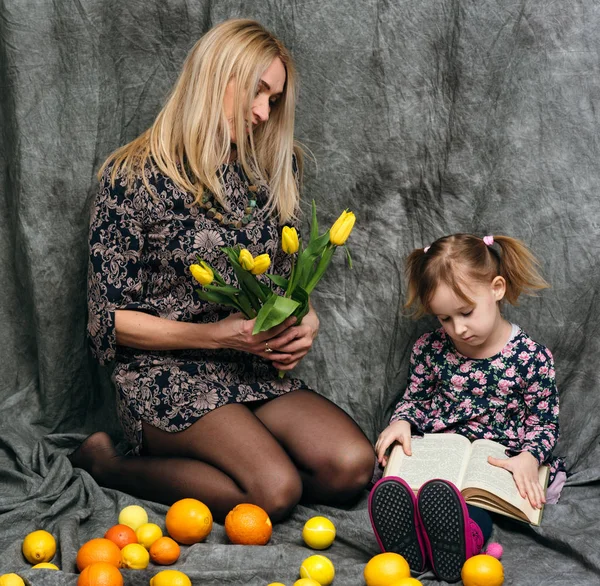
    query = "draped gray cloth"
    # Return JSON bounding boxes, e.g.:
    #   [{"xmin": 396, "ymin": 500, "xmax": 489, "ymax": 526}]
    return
[{"xmin": 1, "ymin": 1, "xmax": 599, "ymax": 584}]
